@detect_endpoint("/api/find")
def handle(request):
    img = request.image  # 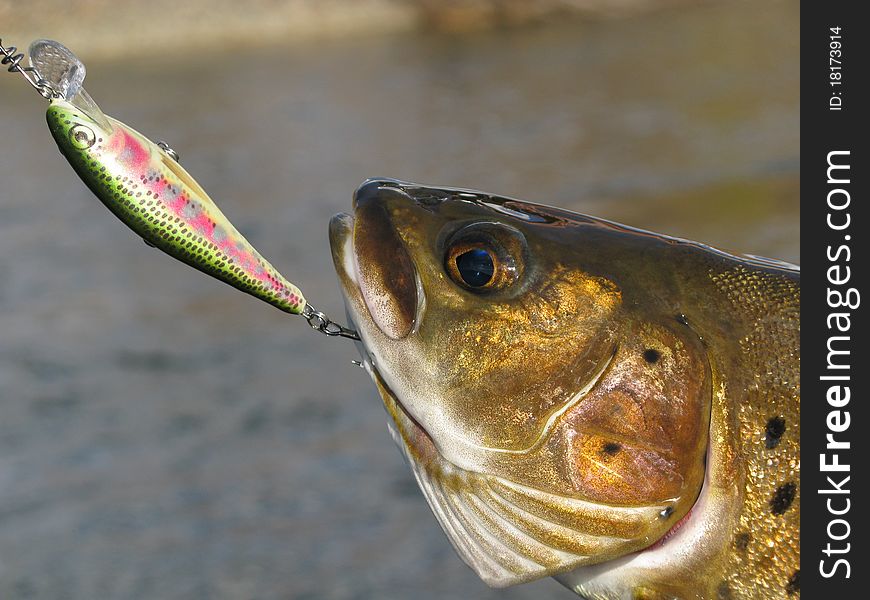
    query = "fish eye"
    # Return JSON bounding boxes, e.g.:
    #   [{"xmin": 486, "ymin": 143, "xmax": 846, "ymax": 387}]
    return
[
  {"xmin": 69, "ymin": 124, "xmax": 96, "ymax": 149},
  {"xmin": 443, "ymin": 223, "xmax": 526, "ymax": 293},
  {"xmin": 455, "ymin": 247, "xmax": 496, "ymax": 287}
]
